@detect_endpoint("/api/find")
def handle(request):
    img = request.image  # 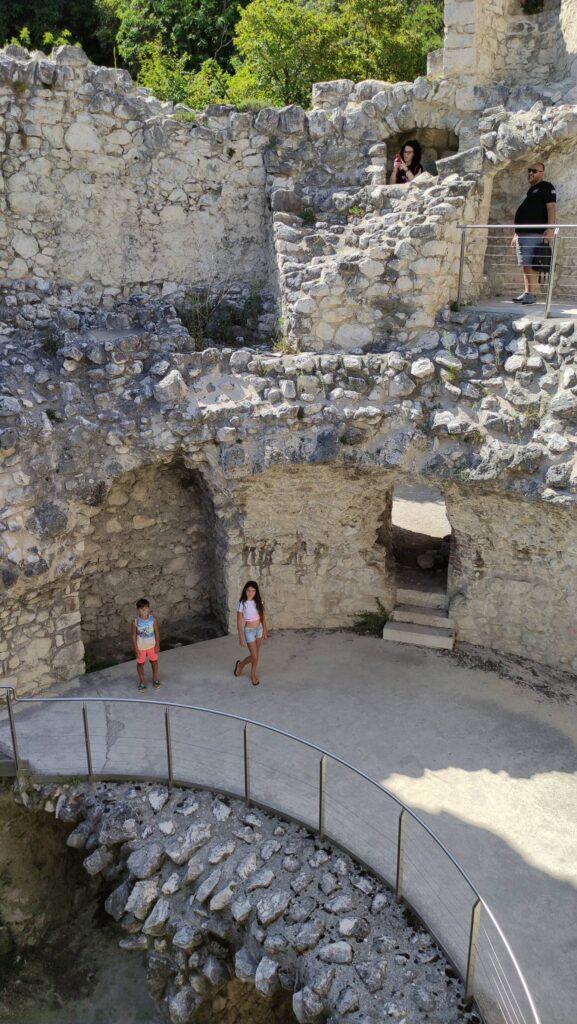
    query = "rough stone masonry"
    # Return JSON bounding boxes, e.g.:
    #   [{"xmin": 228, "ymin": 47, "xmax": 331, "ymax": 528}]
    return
[
  {"xmin": 13, "ymin": 779, "xmax": 481, "ymax": 1024},
  {"xmin": 2, "ymin": 0, "xmax": 577, "ymax": 692}
]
